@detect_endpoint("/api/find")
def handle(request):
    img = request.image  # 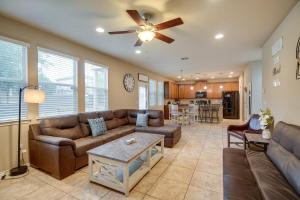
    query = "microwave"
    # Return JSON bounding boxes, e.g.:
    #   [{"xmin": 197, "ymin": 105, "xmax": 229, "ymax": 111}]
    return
[{"xmin": 195, "ymin": 91, "xmax": 207, "ymax": 98}]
